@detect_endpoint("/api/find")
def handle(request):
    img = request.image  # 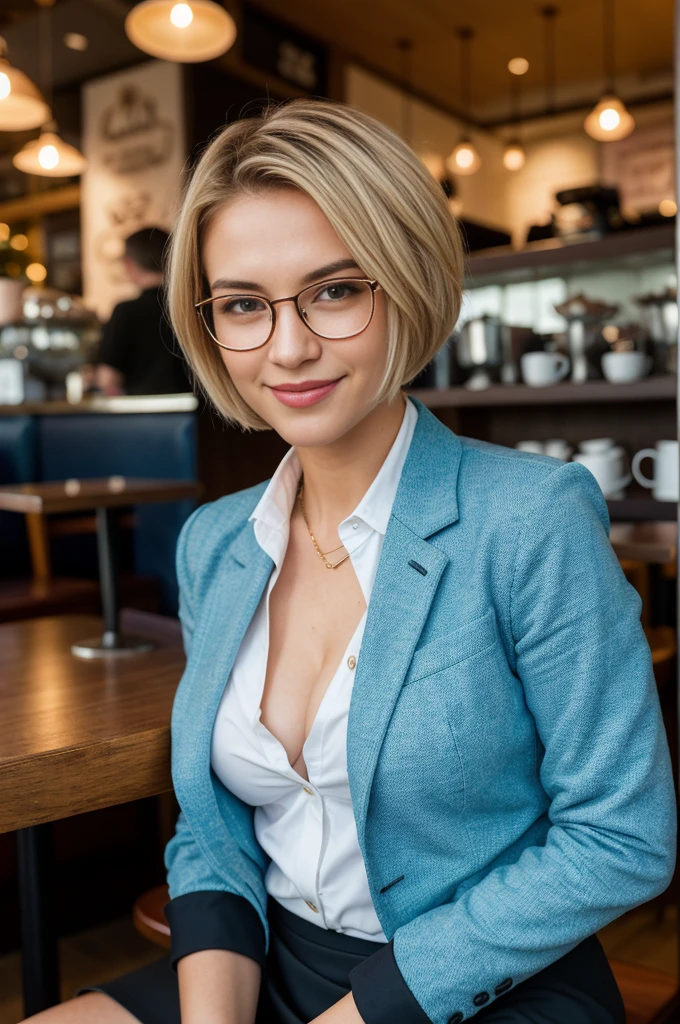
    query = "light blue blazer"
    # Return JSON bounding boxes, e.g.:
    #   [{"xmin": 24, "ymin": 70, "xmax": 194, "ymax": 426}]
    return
[{"xmin": 166, "ymin": 397, "xmax": 676, "ymax": 1024}]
